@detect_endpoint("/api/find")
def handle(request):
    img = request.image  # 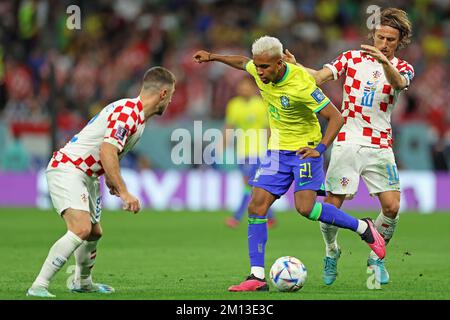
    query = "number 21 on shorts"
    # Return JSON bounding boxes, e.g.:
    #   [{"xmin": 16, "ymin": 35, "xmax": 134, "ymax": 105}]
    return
[{"xmin": 299, "ymin": 162, "xmax": 312, "ymax": 178}]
